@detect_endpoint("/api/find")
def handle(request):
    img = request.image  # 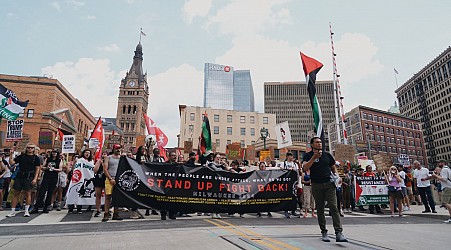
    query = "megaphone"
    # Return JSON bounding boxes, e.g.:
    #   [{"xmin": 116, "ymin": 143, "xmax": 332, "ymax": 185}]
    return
[{"xmin": 145, "ymin": 135, "xmax": 156, "ymax": 147}]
